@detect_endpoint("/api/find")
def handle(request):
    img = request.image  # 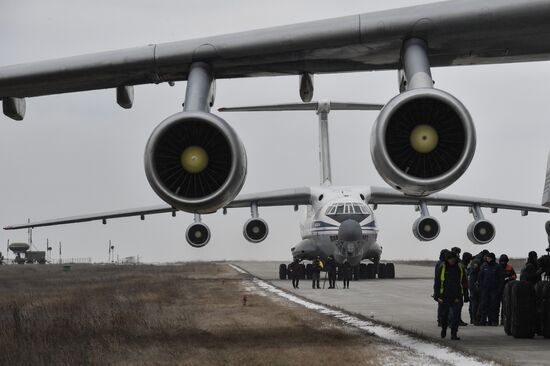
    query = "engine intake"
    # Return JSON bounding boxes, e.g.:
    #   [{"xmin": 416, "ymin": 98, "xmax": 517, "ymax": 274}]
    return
[
  {"xmin": 413, "ymin": 216, "xmax": 440, "ymax": 241},
  {"xmin": 186, "ymin": 222, "xmax": 211, "ymax": 247},
  {"xmin": 371, "ymin": 88, "xmax": 476, "ymax": 196},
  {"xmin": 467, "ymin": 220, "xmax": 495, "ymax": 245},
  {"xmin": 144, "ymin": 111, "xmax": 247, "ymax": 213},
  {"xmin": 243, "ymin": 218, "xmax": 269, "ymax": 243}
]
